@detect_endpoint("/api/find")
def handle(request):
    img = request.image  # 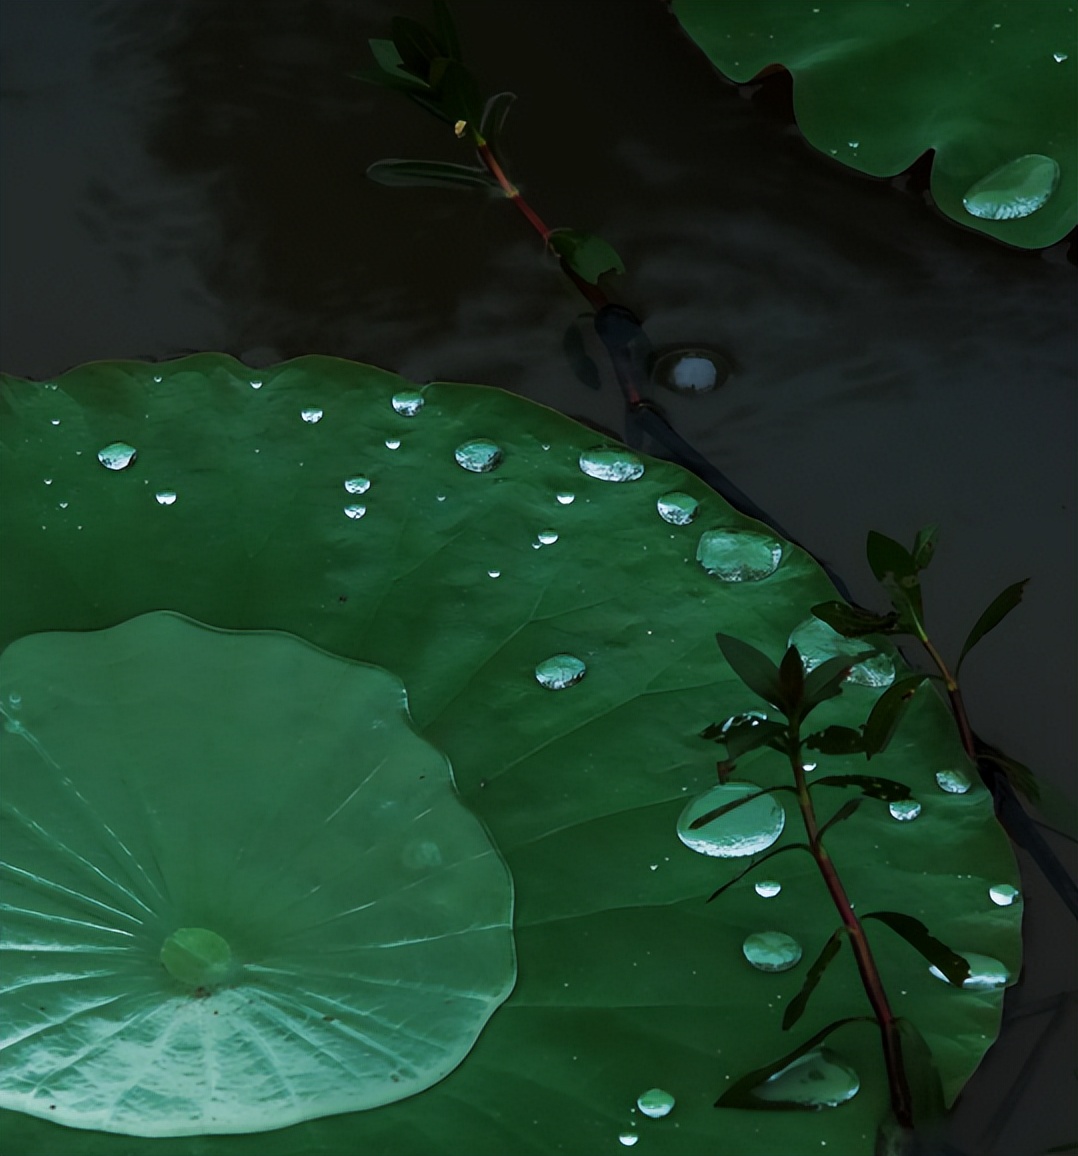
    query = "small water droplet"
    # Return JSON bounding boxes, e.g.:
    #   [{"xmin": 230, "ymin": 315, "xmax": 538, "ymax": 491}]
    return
[
  {"xmin": 802, "ymin": 762, "xmax": 817, "ymax": 773},
  {"xmin": 677, "ymin": 783, "xmax": 785, "ymax": 858},
  {"xmin": 536, "ymin": 530, "xmax": 559, "ymax": 545},
  {"xmin": 989, "ymin": 884, "xmax": 1020, "ymax": 907},
  {"xmin": 344, "ymin": 505, "xmax": 367, "ymax": 520},
  {"xmin": 153, "ymin": 374, "xmax": 163, "ymax": 383},
  {"xmin": 250, "ymin": 379, "xmax": 263, "ymax": 390},
  {"xmin": 651, "ymin": 347, "xmax": 730, "ymax": 393},
  {"xmin": 848, "ymin": 140, "xmax": 859, "ymax": 149},
  {"xmin": 97, "ymin": 442, "xmax": 137, "ymax": 471},
  {"xmin": 618, "ymin": 1133, "xmax": 639, "ymax": 1148},
  {"xmin": 636, "ymin": 1088, "xmax": 675, "ymax": 1119},
  {"xmin": 743, "ymin": 930, "xmax": 803, "ymax": 972},
  {"xmin": 697, "ymin": 529, "xmax": 783, "ymax": 581},
  {"xmin": 754, "ymin": 880, "xmax": 782, "ymax": 898},
  {"xmin": 155, "ymin": 490, "xmax": 177, "ymax": 506},
  {"xmin": 935, "ymin": 769, "xmax": 971, "ymax": 794},
  {"xmin": 8, "ymin": 692, "xmax": 22, "ymax": 709},
  {"xmin": 344, "ymin": 476, "xmax": 371, "ymax": 494},
  {"xmin": 300, "ymin": 407, "xmax": 323, "ymax": 423},
  {"xmin": 578, "ymin": 446, "xmax": 644, "ymax": 482},
  {"xmin": 384, "ymin": 438, "xmax": 402, "ymax": 450},
  {"xmin": 888, "ymin": 799, "xmax": 922, "ymax": 822},
  {"xmin": 58, "ymin": 501, "xmax": 69, "ymax": 509},
  {"xmin": 391, "ymin": 389, "xmax": 425, "ymax": 416},
  {"xmin": 50, "ymin": 419, "xmax": 61, "ymax": 426},
  {"xmin": 44, "ymin": 478, "xmax": 53, "ymax": 485},
  {"xmin": 534, "ymin": 654, "xmax": 587, "ymax": 690},
  {"xmin": 1052, "ymin": 51, "xmax": 1068, "ymax": 62},
  {"xmin": 436, "ymin": 494, "xmax": 447, "ymax": 502},
  {"xmin": 788, "ymin": 617, "xmax": 895, "ymax": 687},
  {"xmin": 455, "ymin": 439, "xmax": 503, "ymax": 473},
  {"xmin": 752, "ymin": 1049, "xmax": 860, "ymax": 1108},
  {"xmin": 929, "ymin": 952, "xmax": 1009, "ymax": 990},
  {"xmin": 962, "ymin": 154, "xmax": 1060, "ymax": 220},
  {"xmin": 721, "ymin": 710, "xmax": 768, "ymax": 733},
  {"xmin": 487, "ymin": 569, "xmax": 501, "ymax": 579},
  {"xmin": 556, "ymin": 491, "xmax": 576, "ymax": 505},
  {"xmin": 657, "ymin": 492, "xmax": 699, "ymax": 525}
]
